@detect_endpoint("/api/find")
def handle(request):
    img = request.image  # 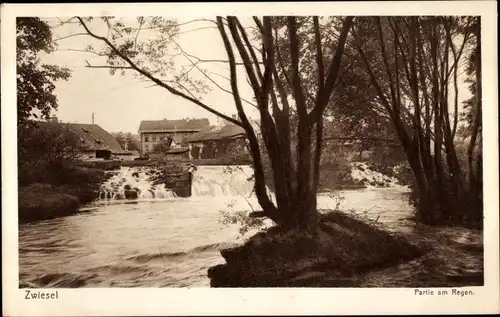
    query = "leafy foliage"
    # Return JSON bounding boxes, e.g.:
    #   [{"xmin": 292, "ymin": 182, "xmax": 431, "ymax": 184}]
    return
[
  {"xmin": 17, "ymin": 17, "xmax": 71, "ymax": 126},
  {"xmin": 17, "ymin": 122, "xmax": 84, "ymax": 186},
  {"xmin": 150, "ymin": 138, "xmax": 172, "ymax": 154},
  {"xmin": 219, "ymin": 209, "xmax": 267, "ymax": 237},
  {"xmin": 459, "ymin": 18, "xmax": 481, "ymax": 139},
  {"xmin": 111, "ymin": 132, "xmax": 140, "ymax": 151}
]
